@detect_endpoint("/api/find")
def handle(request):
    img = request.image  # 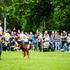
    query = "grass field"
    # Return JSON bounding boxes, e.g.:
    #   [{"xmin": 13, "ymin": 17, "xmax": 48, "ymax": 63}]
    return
[{"xmin": 0, "ymin": 51, "xmax": 70, "ymax": 70}]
